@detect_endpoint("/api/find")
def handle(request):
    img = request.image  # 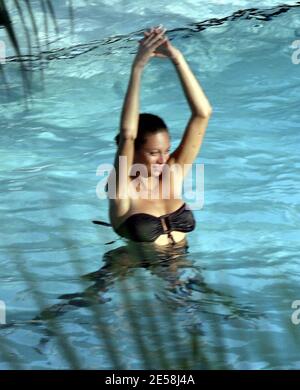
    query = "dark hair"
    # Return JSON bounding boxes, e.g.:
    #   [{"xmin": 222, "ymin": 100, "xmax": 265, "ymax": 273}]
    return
[{"xmin": 115, "ymin": 113, "xmax": 168, "ymax": 150}]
